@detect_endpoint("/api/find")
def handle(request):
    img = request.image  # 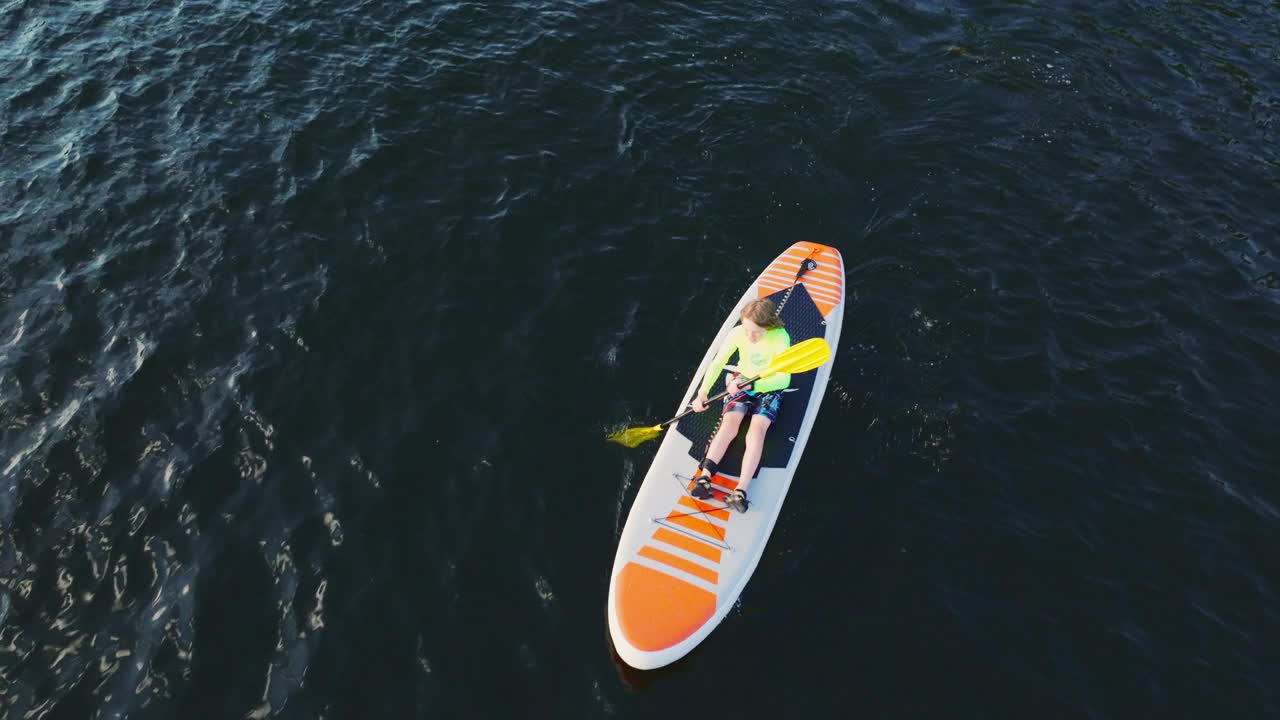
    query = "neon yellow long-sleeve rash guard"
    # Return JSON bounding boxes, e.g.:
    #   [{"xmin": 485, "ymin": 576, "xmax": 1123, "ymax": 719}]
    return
[{"xmin": 700, "ymin": 325, "xmax": 792, "ymax": 396}]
